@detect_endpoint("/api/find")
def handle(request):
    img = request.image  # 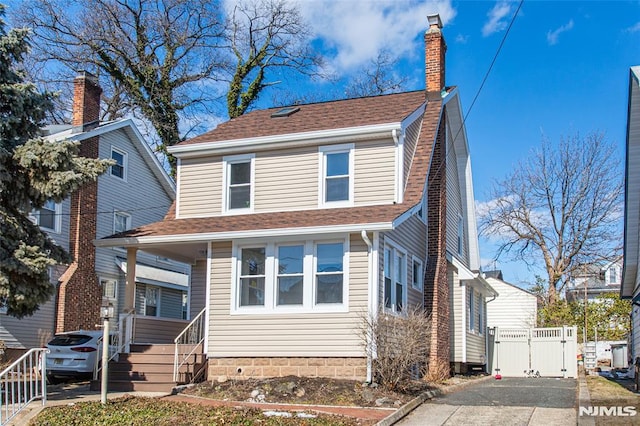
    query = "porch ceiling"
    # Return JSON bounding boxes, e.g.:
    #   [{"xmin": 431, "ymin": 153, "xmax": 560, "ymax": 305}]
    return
[{"xmin": 137, "ymin": 241, "xmax": 208, "ymax": 264}]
